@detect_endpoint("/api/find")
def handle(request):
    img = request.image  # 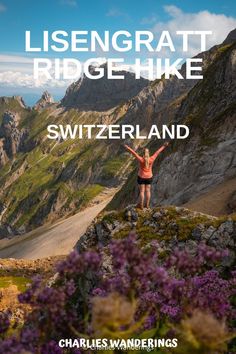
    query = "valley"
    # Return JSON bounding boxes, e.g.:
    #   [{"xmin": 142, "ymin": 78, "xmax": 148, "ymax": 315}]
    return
[
  {"xmin": 0, "ymin": 29, "xmax": 235, "ymax": 257},
  {"xmin": 0, "ymin": 187, "xmax": 117, "ymax": 259}
]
